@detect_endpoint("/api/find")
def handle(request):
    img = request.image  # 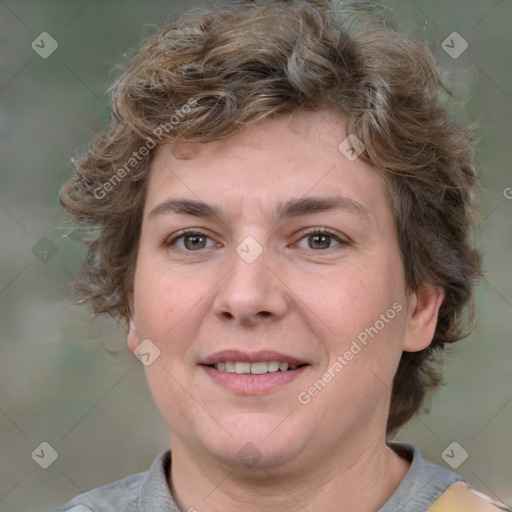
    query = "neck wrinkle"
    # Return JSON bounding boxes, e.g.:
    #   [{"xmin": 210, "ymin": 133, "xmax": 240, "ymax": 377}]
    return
[{"xmin": 167, "ymin": 432, "xmax": 411, "ymax": 512}]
